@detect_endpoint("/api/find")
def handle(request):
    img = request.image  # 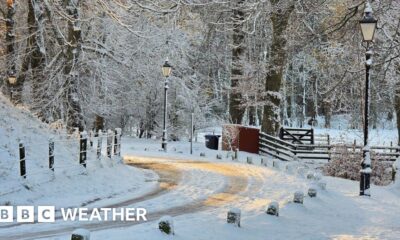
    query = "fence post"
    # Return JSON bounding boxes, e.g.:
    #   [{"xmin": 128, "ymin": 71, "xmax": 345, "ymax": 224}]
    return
[
  {"xmin": 97, "ymin": 130, "xmax": 102, "ymax": 159},
  {"xmin": 327, "ymin": 135, "xmax": 331, "ymax": 161},
  {"xmin": 311, "ymin": 128, "xmax": 314, "ymax": 145},
  {"xmin": 279, "ymin": 127, "xmax": 283, "ymax": 139},
  {"xmin": 89, "ymin": 130, "xmax": 94, "ymax": 148},
  {"xmin": 19, "ymin": 142, "xmax": 26, "ymax": 179},
  {"xmin": 80, "ymin": 131, "xmax": 88, "ymax": 168},
  {"xmin": 114, "ymin": 128, "xmax": 122, "ymax": 157},
  {"xmin": 107, "ymin": 129, "xmax": 113, "ymax": 158},
  {"xmin": 49, "ymin": 138, "xmax": 55, "ymax": 172}
]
